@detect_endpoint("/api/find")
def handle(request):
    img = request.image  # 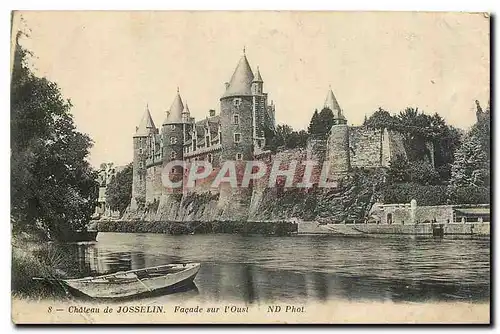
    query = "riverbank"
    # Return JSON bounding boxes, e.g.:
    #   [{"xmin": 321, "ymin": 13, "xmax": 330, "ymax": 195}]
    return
[
  {"xmin": 298, "ymin": 221, "xmax": 490, "ymax": 238},
  {"xmin": 96, "ymin": 220, "xmax": 298, "ymax": 236},
  {"xmin": 11, "ymin": 233, "xmax": 68, "ymax": 298}
]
